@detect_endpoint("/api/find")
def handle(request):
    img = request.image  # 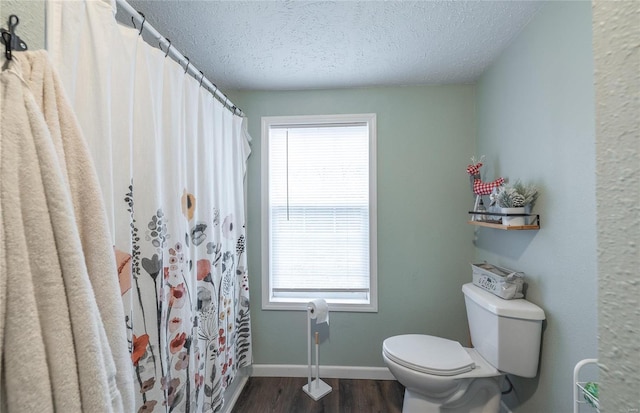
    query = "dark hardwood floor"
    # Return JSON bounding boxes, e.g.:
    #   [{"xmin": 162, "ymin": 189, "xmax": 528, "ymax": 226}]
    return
[{"xmin": 231, "ymin": 377, "xmax": 405, "ymax": 413}]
